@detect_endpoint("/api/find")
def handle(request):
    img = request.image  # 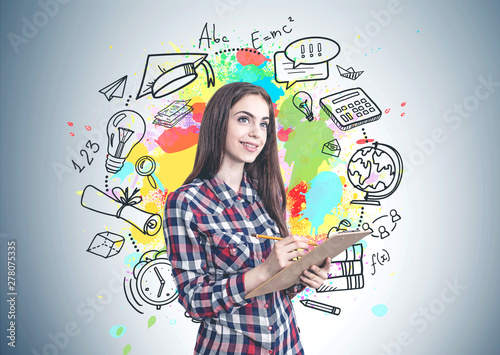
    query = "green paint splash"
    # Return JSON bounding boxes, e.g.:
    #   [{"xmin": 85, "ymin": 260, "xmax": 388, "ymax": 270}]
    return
[
  {"xmin": 280, "ymin": 96, "xmax": 335, "ymax": 189},
  {"xmin": 148, "ymin": 315, "xmax": 156, "ymax": 329},
  {"xmin": 123, "ymin": 344, "xmax": 131, "ymax": 355}
]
